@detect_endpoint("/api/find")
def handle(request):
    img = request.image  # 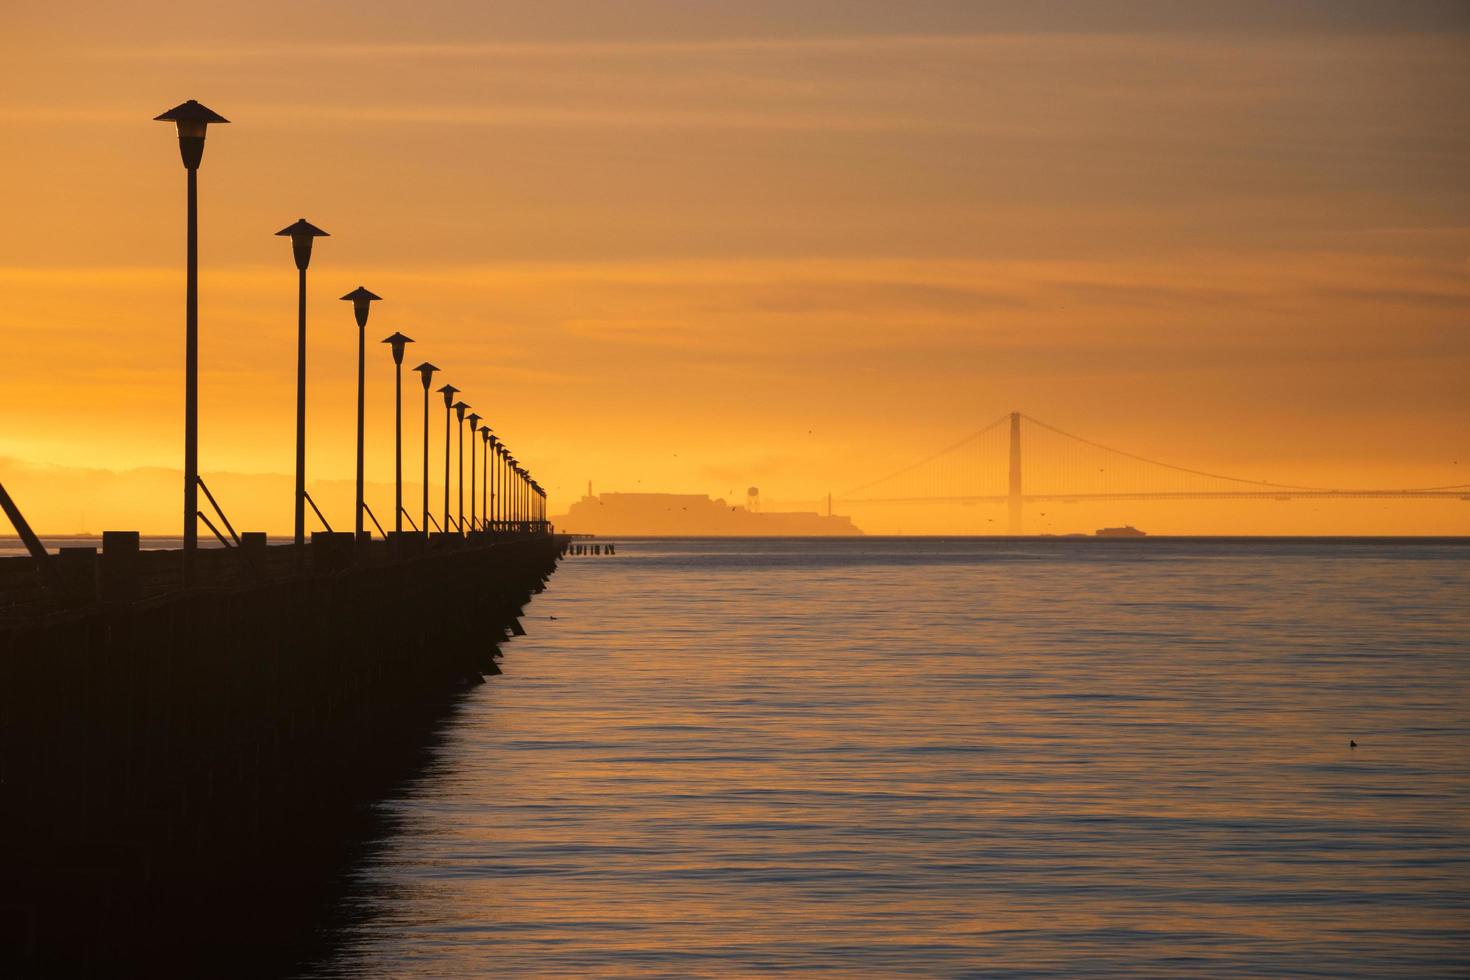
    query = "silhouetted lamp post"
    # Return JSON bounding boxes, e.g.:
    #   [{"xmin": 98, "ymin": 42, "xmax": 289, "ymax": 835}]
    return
[
  {"xmin": 452, "ymin": 400, "xmax": 469, "ymax": 532},
  {"xmin": 508, "ymin": 457, "xmax": 519, "ymax": 531},
  {"xmin": 436, "ymin": 384, "xmax": 458, "ymax": 533},
  {"xmin": 498, "ymin": 445, "xmax": 510, "ymax": 531},
  {"xmin": 516, "ymin": 464, "xmax": 525, "ymax": 532},
  {"xmin": 276, "ymin": 218, "xmax": 330, "ymax": 559},
  {"xmin": 487, "ymin": 433, "xmax": 500, "ymax": 531},
  {"xmin": 340, "ymin": 286, "xmax": 381, "ymax": 536},
  {"xmin": 155, "ymin": 99, "xmax": 228, "ymax": 584},
  {"xmin": 383, "ymin": 332, "xmax": 414, "ymax": 532},
  {"xmin": 414, "ymin": 363, "xmax": 439, "ymax": 532},
  {"xmin": 480, "ymin": 426, "xmax": 492, "ymax": 532},
  {"xmin": 502, "ymin": 449, "xmax": 514, "ymax": 531},
  {"xmin": 466, "ymin": 412, "xmax": 481, "ymax": 530}
]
